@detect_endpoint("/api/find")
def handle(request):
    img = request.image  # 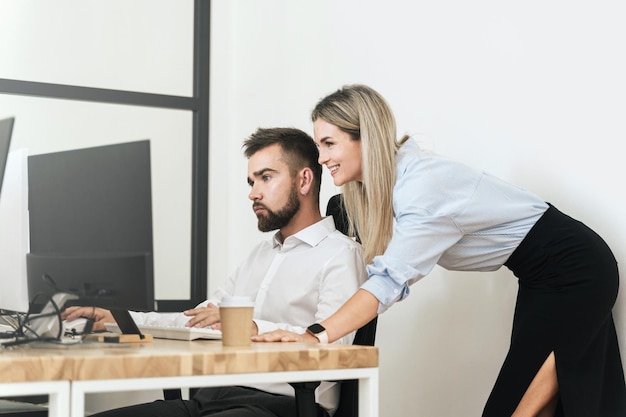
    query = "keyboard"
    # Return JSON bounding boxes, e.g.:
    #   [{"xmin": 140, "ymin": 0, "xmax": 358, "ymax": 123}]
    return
[{"xmin": 104, "ymin": 323, "xmax": 222, "ymax": 341}]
